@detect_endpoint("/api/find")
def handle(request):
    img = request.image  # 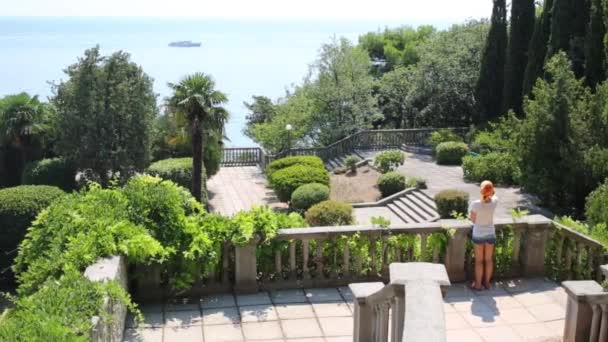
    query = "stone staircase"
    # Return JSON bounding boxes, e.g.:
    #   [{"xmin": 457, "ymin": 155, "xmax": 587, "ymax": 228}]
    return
[
  {"xmin": 386, "ymin": 189, "xmax": 439, "ymax": 224},
  {"xmin": 325, "ymin": 151, "xmax": 365, "ymax": 172}
]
